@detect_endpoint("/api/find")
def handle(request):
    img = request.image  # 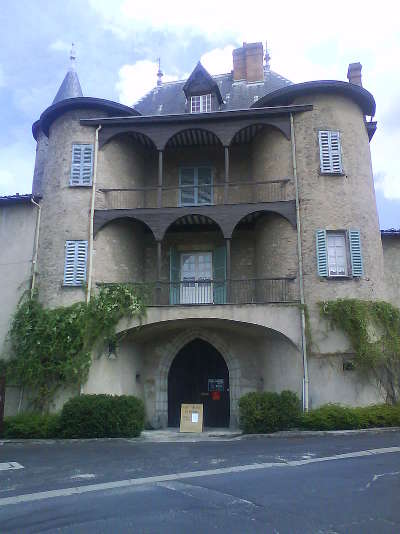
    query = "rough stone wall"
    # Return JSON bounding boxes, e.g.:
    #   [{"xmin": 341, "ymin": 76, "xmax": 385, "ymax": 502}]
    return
[
  {"xmin": 251, "ymin": 126, "xmax": 295, "ymax": 201},
  {"xmin": 35, "ymin": 109, "xmax": 96, "ymax": 308},
  {"xmin": 93, "ymin": 219, "xmax": 146, "ymax": 284},
  {"xmin": 293, "ymin": 94, "xmax": 386, "ymax": 351},
  {"xmin": 255, "ymin": 213, "xmax": 298, "ymax": 278},
  {"xmin": 32, "ymin": 127, "xmax": 49, "ymax": 197},
  {"xmin": 0, "ymin": 204, "xmax": 36, "ymax": 355},
  {"xmin": 96, "ymin": 136, "xmax": 157, "ymax": 209},
  {"xmin": 382, "ymin": 237, "xmax": 400, "ymax": 308}
]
